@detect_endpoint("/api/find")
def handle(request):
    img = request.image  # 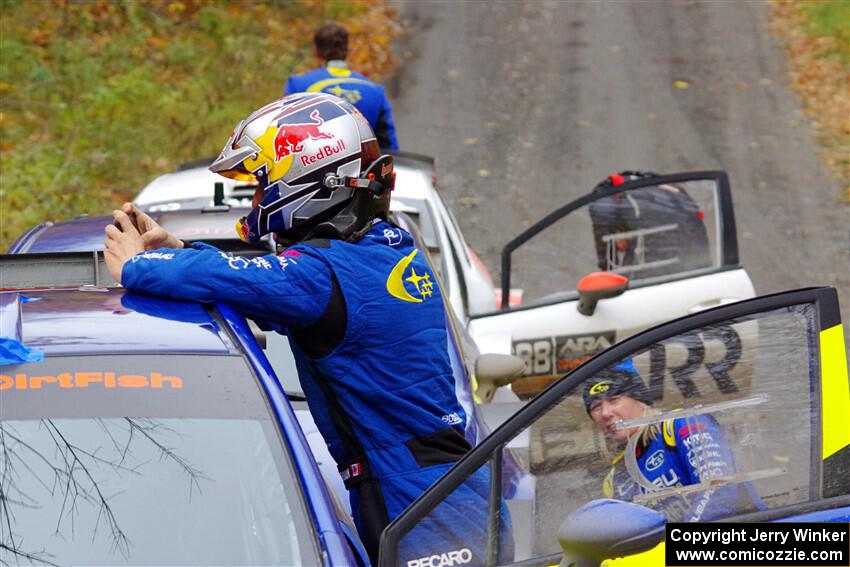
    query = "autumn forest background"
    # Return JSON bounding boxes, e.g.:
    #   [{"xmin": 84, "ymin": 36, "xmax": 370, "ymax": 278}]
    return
[{"xmin": 0, "ymin": 0, "xmax": 399, "ymax": 247}]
